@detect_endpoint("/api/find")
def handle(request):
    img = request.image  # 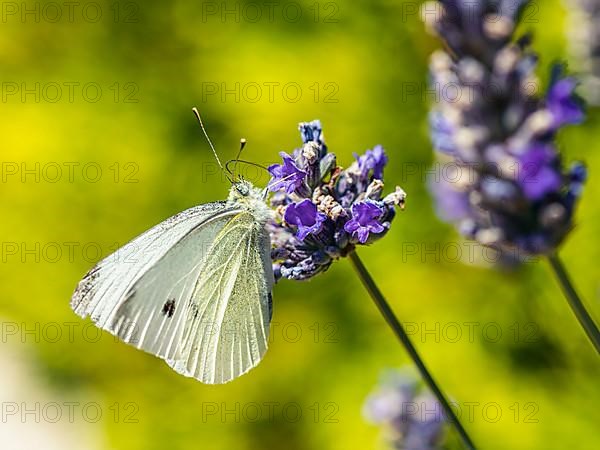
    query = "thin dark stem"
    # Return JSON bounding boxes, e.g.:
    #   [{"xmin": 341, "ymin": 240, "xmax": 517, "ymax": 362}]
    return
[
  {"xmin": 548, "ymin": 253, "xmax": 600, "ymax": 354},
  {"xmin": 348, "ymin": 251, "xmax": 477, "ymax": 450}
]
